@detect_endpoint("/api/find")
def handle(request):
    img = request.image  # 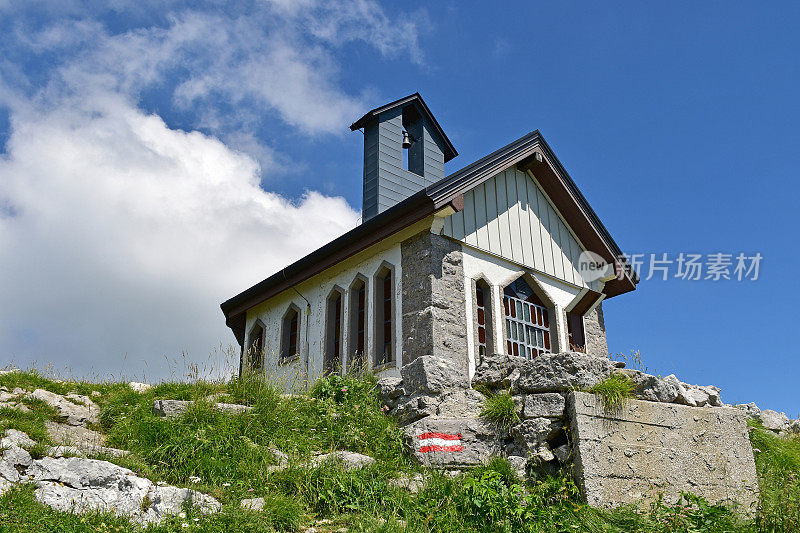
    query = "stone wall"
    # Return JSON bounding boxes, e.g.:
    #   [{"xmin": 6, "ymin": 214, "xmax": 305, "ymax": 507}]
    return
[
  {"xmin": 583, "ymin": 304, "xmax": 608, "ymax": 357},
  {"xmin": 569, "ymin": 391, "xmax": 759, "ymax": 512},
  {"xmin": 378, "ymin": 351, "xmax": 760, "ymax": 512},
  {"xmin": 400, "ymin": 231, "xmax": 467, "ymax": 370}
]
